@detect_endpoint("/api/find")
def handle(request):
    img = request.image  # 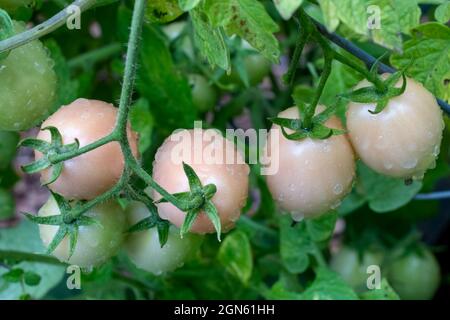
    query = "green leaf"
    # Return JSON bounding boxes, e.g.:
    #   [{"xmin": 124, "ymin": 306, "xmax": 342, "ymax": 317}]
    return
[
  {"xmin": 280, "ymin": 216, "xmax": 311, "ymax": 274},
  {"xmin": 191, "ymin": 7, "xmax": 230, "ymax": 71},
  {"xmin": 263, "ymin": 281, "xmax": 303, "ymax": 300},
  {"xmin": 23, "ymin": 272, "xmax": 41, "ymax": 287},
  {"xmin": 273, "ymin": 0, "xmax": 305, "ymax": 20},
  {"xmin": 146, "ymin": 0, "xmax": 183, "ymax": 23},
  {"xmin": 369, "ymin": 0, "xmax": 421, "ymax": 51},
  {"xmin": 301, "ymin": 268, "xmax": 359, "ymax": 300},
  {"xmin": 0, "ymin": 9, "xmax": 13, "ymax": 60},
  {"xmin": 317, "ymin": 0, "xmax": 340, "ymax": 32},
  {"xmin": 357, "ymin": 162, "xmax": 422, "ymax": 213},
  {"xmin": 305, "ymin": 211, "xmax": 337, "ymax": 242},
  {"xmin": 435, "ymin": 2, "xmax": 450, "ymax": 23},
  {"xmin": 118, "ymin": 7, "xmax": 197, "ymax": 134},
  {"xmin": 205, "ymin": 0, "xmax": 280, "ymax": 63},
  {"xmin": 318, "ymin": 0, "xmax": 421, "ymax": 50},
  {"xmin": 130, "ymin": 99, "xmax": 154, "ymax": 154},
  {"xmin": 2, "ymin": 268, "xmax": 24, "ymax": 283},
  {"xmin": 319, "ymin": 0, "xmax": 368, "ymax": 35},
  {"xmin": 218, "ymin": 231, "xmax": 253, "ymax": 284},
  {"xmin": 391, "ymin": 22, "xmax": 450, "ymax": 102},
  {"xmin": 179, "ymin": 0, "xmax": 201, "ymax": 11},
  {"xmin": 0, "ymin": 220, "xmax": 65, "ymax": 299},
  {"xmin": 320, "ymin": 58, "xmax": 364, "ymax": 107},
  {"xmin": 360, "ymin": 278, "xmax": 400, "ymax": 300},
  {"xmin": 45, "ymin": 40, "xmax": 79, "ymax": 112}
]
